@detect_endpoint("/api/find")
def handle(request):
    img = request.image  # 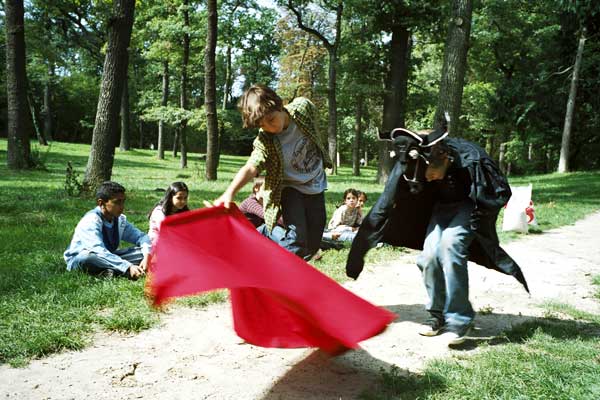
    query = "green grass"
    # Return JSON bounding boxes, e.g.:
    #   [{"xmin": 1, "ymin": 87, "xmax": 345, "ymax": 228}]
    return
[
  {"xmin": 1, "ymin": 139, "xmax": 599, "ymax": 368},
  {"xmin": 363, "ymin": 276, "xmax": 600, "ymax": 400}
]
